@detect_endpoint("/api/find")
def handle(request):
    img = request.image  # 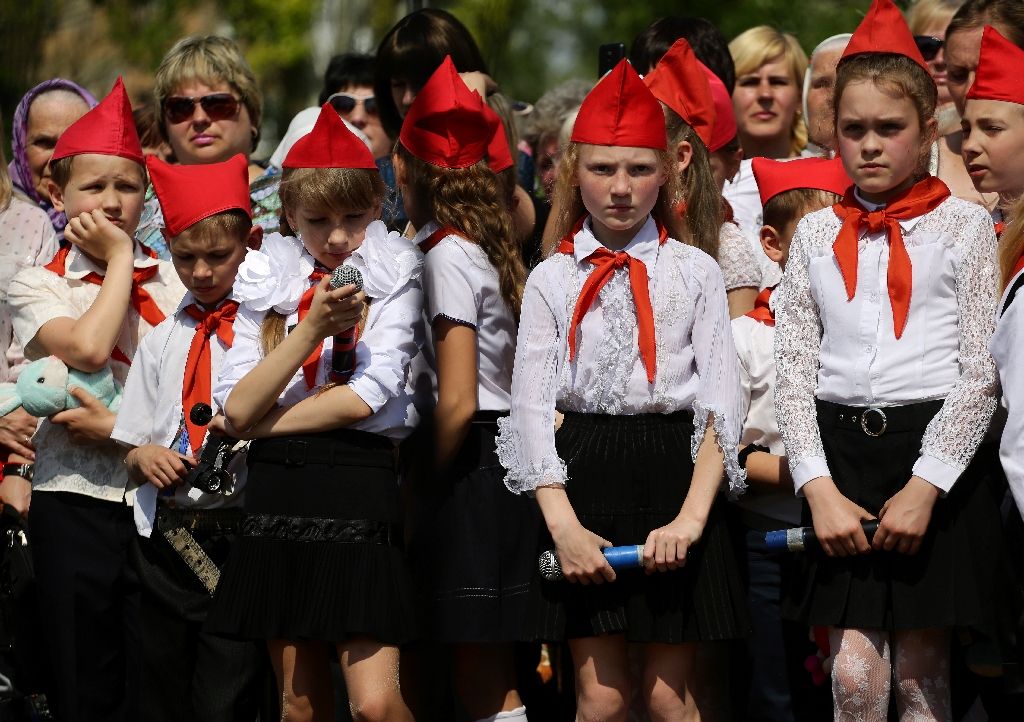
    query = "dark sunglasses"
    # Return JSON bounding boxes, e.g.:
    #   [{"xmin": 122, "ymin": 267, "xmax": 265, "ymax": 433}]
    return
[
  {"xmin": 163, "ymin": 93, "xmax": 241, "ymax": 124},
  {"xmin": 326, "ymin": 92, "xmax": 378, "ymax": 116},
  {"xmin": 914, "ymin": 35, "xmax": 944, "ymax": 62}
]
